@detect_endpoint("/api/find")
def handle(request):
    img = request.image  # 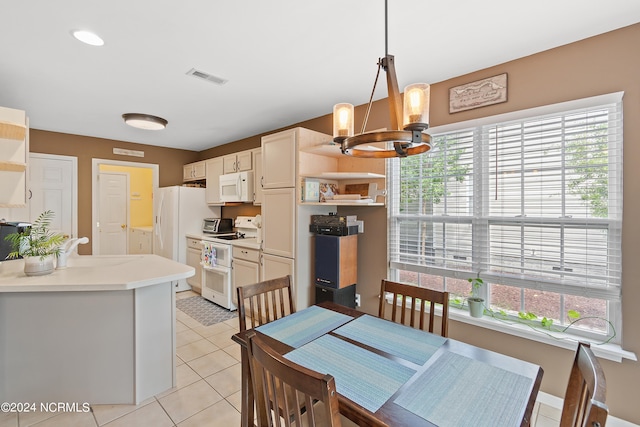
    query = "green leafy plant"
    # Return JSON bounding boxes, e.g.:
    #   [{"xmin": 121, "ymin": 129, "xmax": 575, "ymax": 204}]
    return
[
  {"xmin": 467, "ymin": 275, "xmax": 484, "ymax": 302},
  {"xmin": 4, "ymin": 210, "xmax": 65, "ymax": 260}
]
